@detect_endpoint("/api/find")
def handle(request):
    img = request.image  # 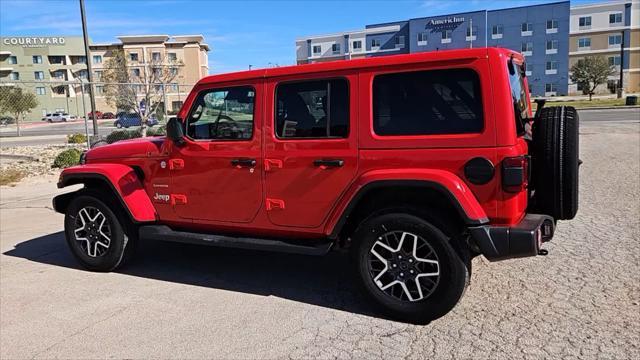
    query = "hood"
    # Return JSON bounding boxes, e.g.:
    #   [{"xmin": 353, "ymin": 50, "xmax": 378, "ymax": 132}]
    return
[{"xmin": 87, "ymin": 137, "xmax": 166, "ymax": 161}]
